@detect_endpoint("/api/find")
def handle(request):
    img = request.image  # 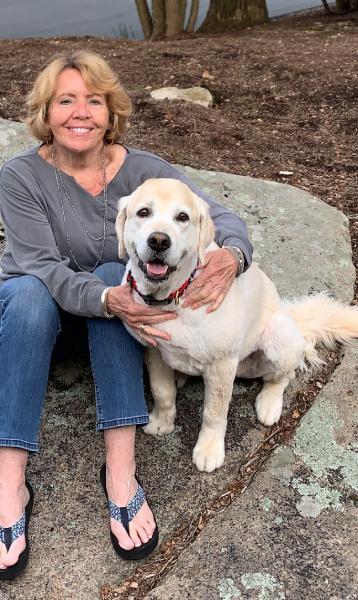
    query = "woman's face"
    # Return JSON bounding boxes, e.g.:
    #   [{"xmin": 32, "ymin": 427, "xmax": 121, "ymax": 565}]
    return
[{"xmin": 47, "ymin": 68, "xmax": 110, "ymax": 156}]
